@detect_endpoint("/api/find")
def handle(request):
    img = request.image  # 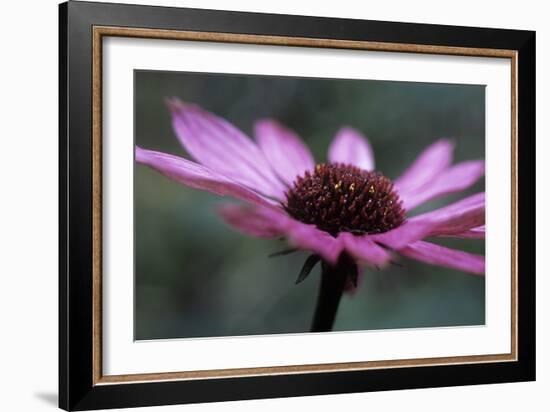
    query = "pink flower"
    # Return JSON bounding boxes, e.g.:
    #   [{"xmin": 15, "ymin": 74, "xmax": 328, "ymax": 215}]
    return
[{"xmin": 136, "ymin": 98, "xmax": 485, "ymax": 284}]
